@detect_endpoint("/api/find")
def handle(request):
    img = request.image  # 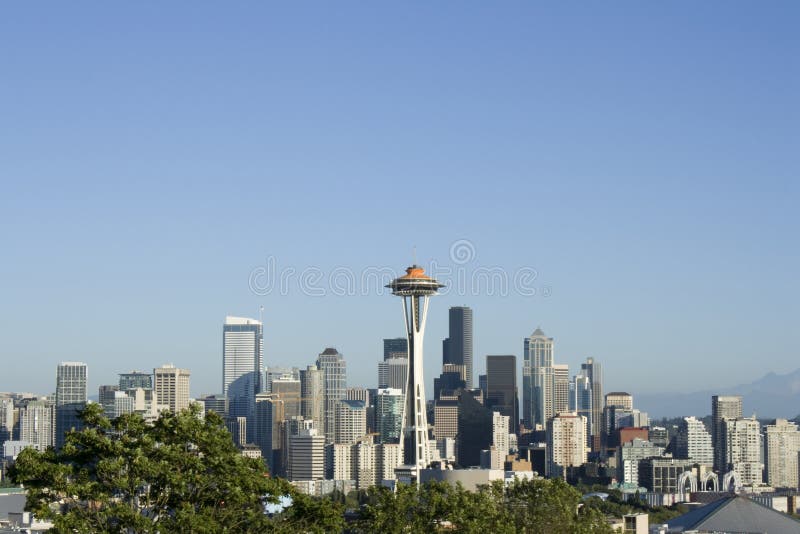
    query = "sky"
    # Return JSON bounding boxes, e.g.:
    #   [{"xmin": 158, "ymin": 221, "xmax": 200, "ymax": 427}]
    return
[{"xmin": 1, "ymin": 2, "xmax": 798, "ymax": 401}]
